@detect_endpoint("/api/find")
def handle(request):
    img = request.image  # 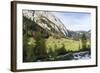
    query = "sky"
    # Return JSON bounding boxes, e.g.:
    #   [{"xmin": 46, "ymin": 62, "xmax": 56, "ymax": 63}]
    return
[{"xmin": 51, "ymin": 11, "xmax": 91, "ymax": 31}]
